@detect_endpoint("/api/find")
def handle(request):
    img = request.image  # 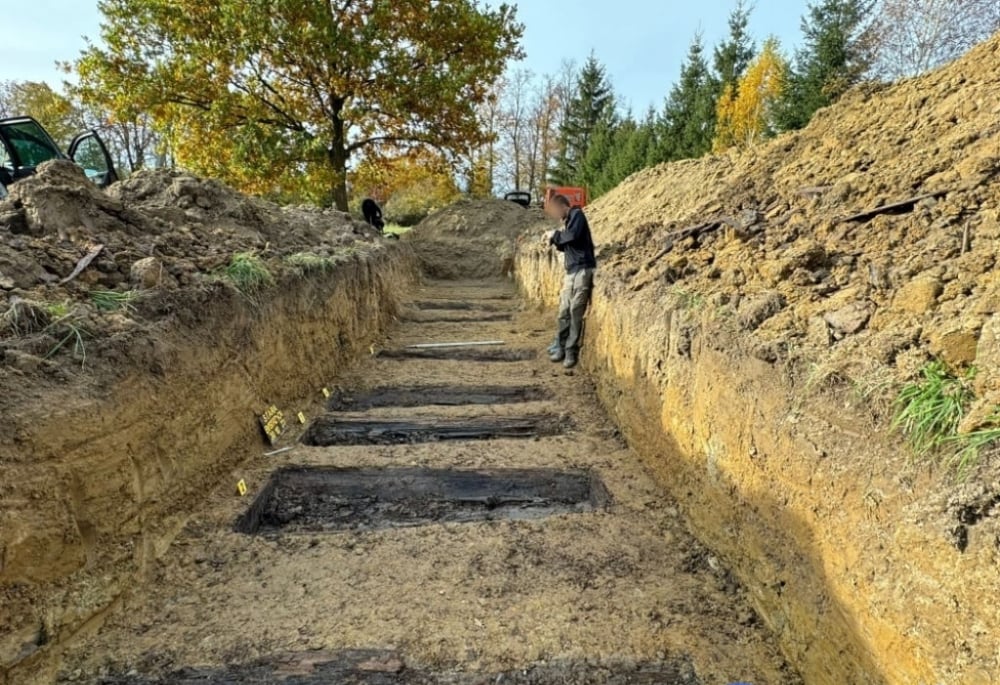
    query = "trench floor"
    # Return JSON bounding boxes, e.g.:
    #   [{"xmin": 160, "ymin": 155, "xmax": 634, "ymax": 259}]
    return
[{"xmin": 54, "ymin": 280, "xmax": 800, "ymax": 684}]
